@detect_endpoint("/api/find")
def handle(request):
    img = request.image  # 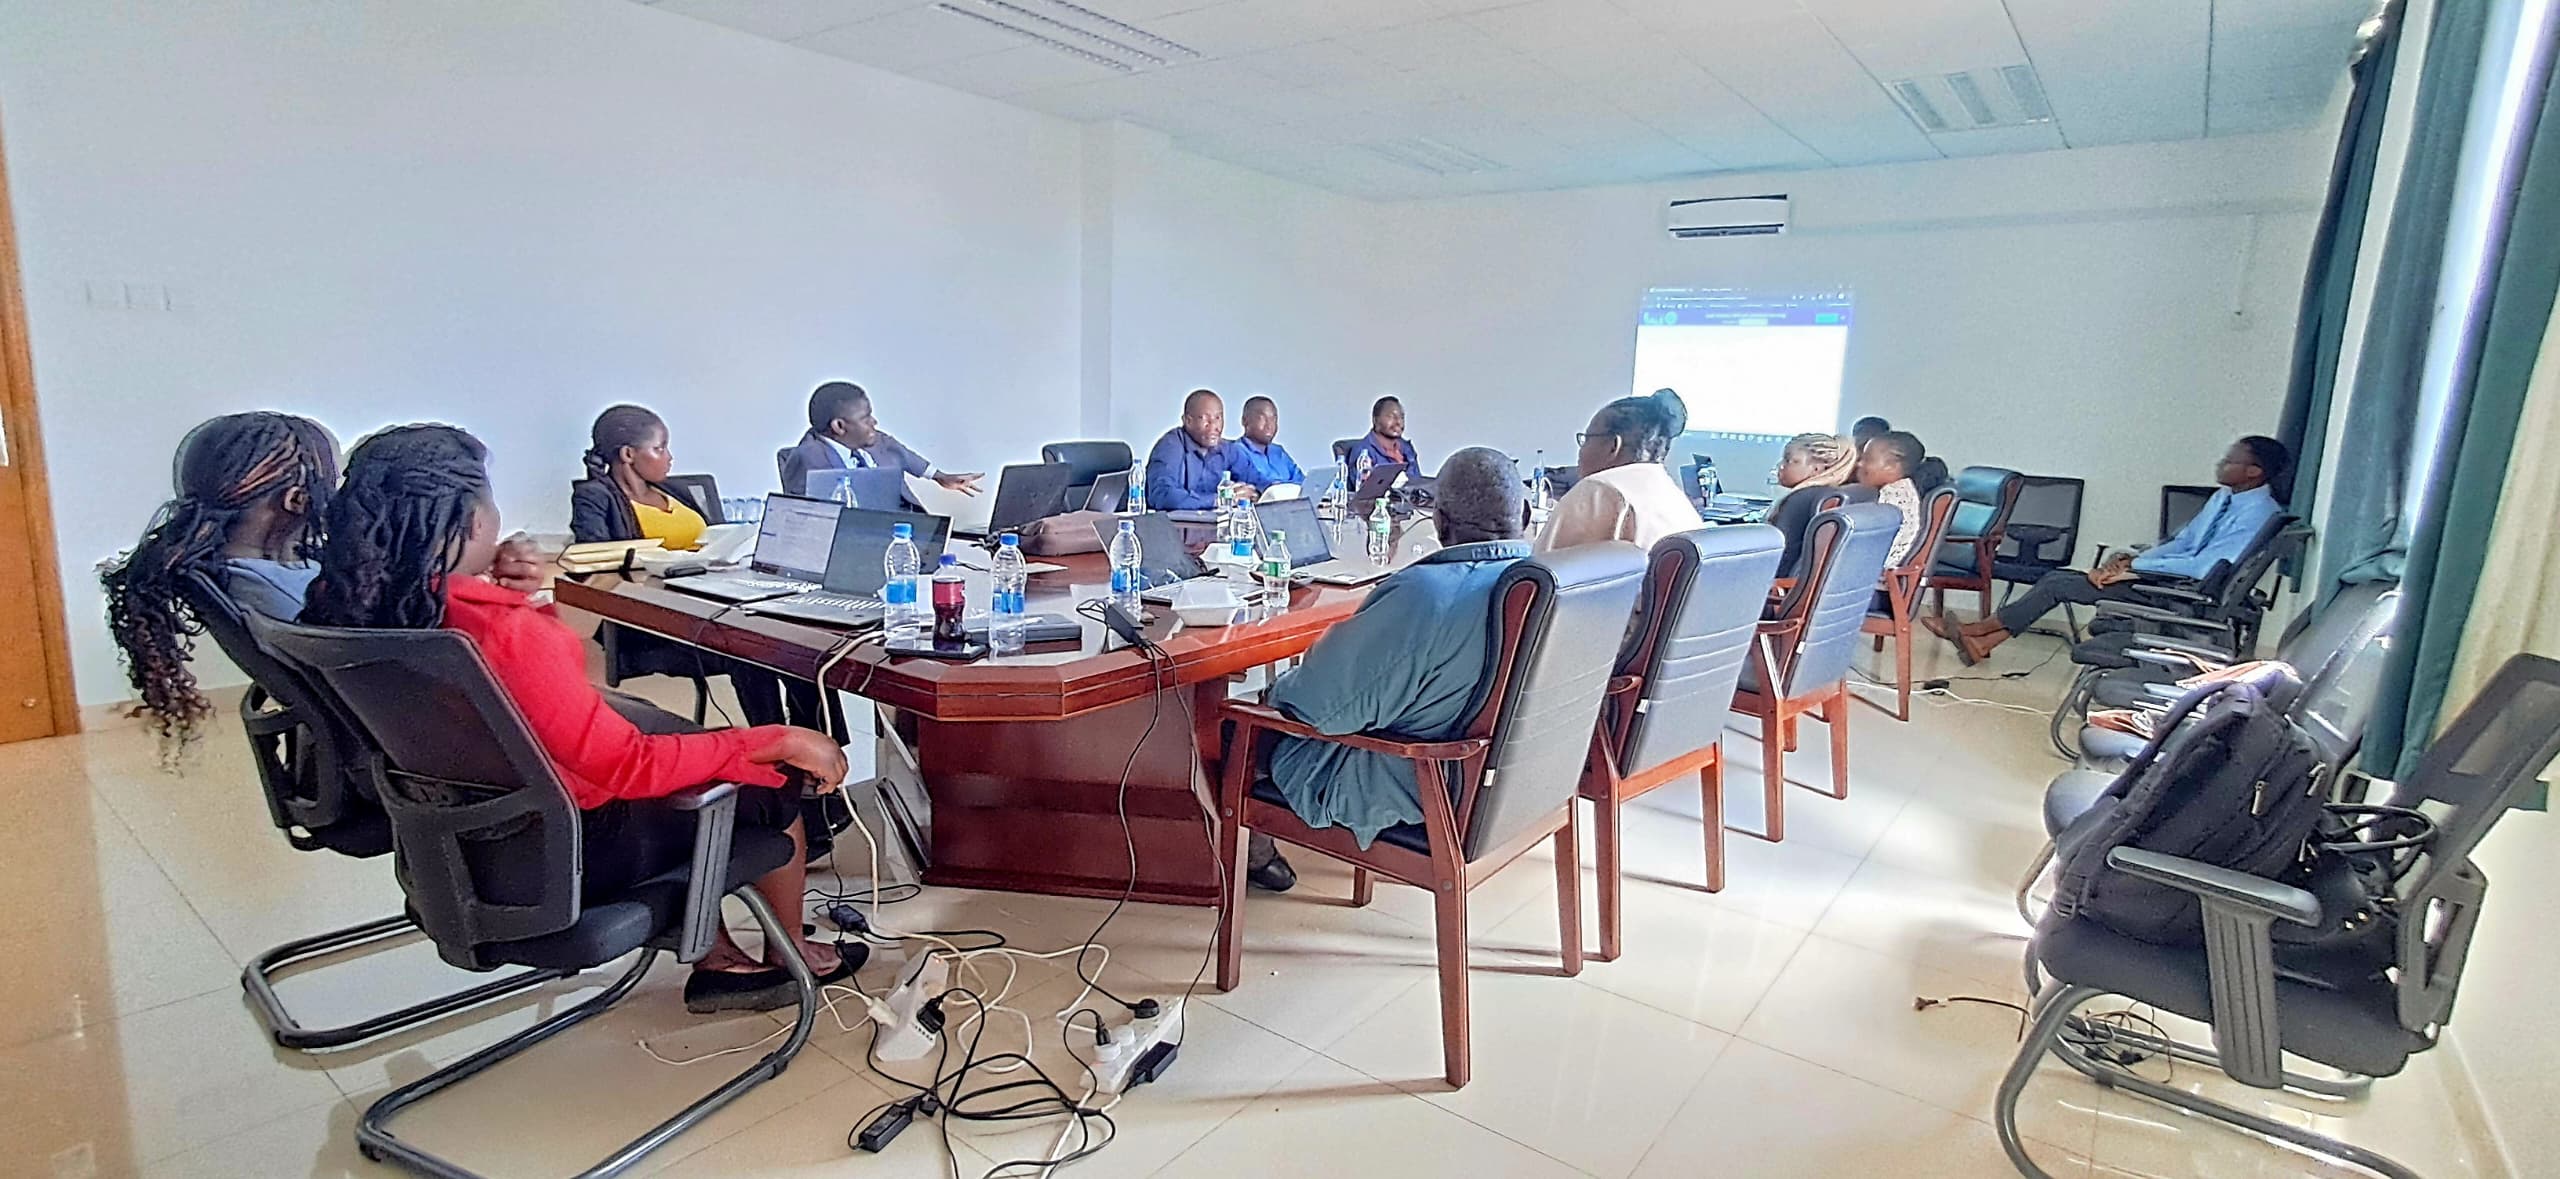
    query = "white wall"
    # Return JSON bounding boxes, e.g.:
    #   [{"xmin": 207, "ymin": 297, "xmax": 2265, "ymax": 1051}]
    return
[
  {"xmin": 0, "ymin": 0, "xmax": 1087, "ymax": 705},
  {"xmin": 1358, "ymin": 135, "xmax": 2331, "ymax": 553}
]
